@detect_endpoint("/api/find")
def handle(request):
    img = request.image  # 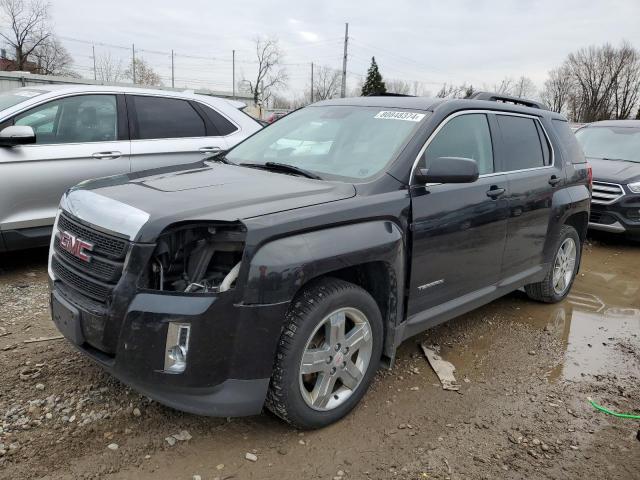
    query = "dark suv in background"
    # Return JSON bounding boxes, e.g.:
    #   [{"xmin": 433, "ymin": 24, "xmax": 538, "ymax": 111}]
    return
[
  {"xmin": 48, "ymin": 93, "xmax": 591, "ymax": 429},
  {"xmin": 575, "ymin": 120, "xmax": 640, "ymax": 239}
]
